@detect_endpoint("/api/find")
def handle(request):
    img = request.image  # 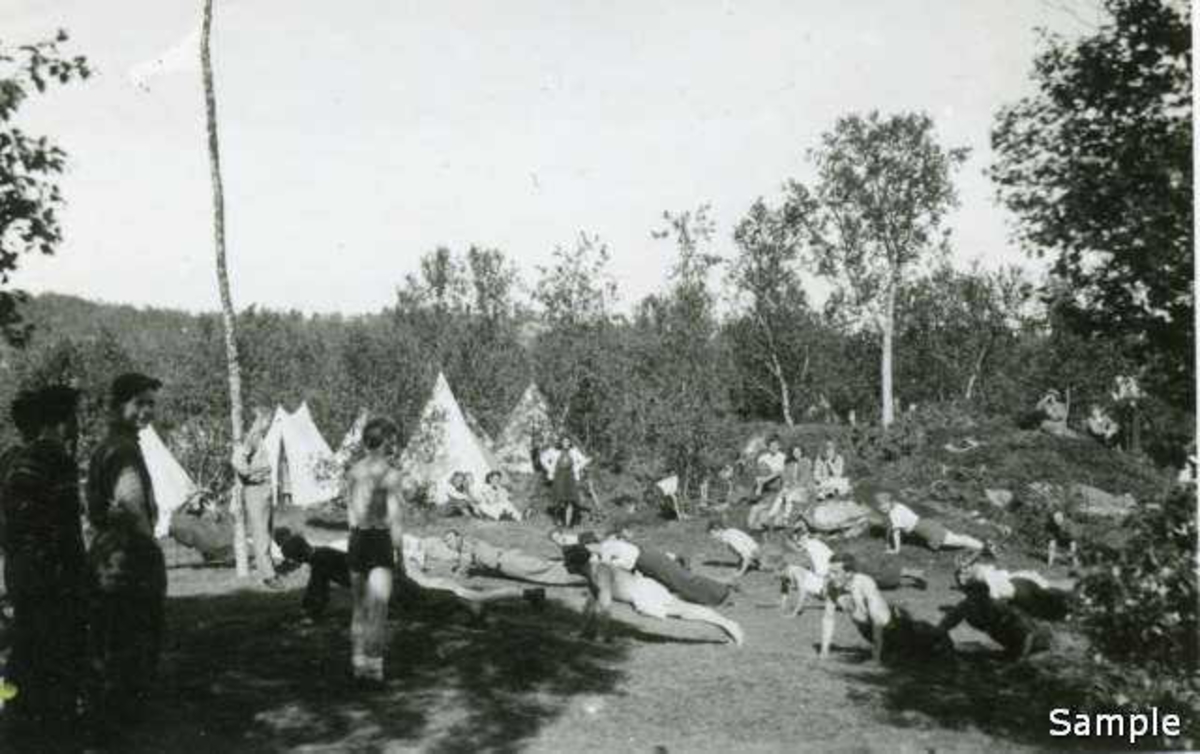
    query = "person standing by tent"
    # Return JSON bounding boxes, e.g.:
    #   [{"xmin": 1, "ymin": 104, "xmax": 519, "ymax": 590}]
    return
[
  {"xmin": 543, "ymin": 436, "xmax": 589, "ymax": 528},
  {"xmin": 1, "ymin": 386, "xmax": 87, "ymax": 740},
  {"xmin": 231, "ymin": 407, "xmax": 281, "ymax": 588},
  {"xmin": 344, "ymin": 418, "xmax": 405, "ymax": 686},
  {"xmin": 85, "ymin": 373, "xmax": 168, "ymax": 742}
]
